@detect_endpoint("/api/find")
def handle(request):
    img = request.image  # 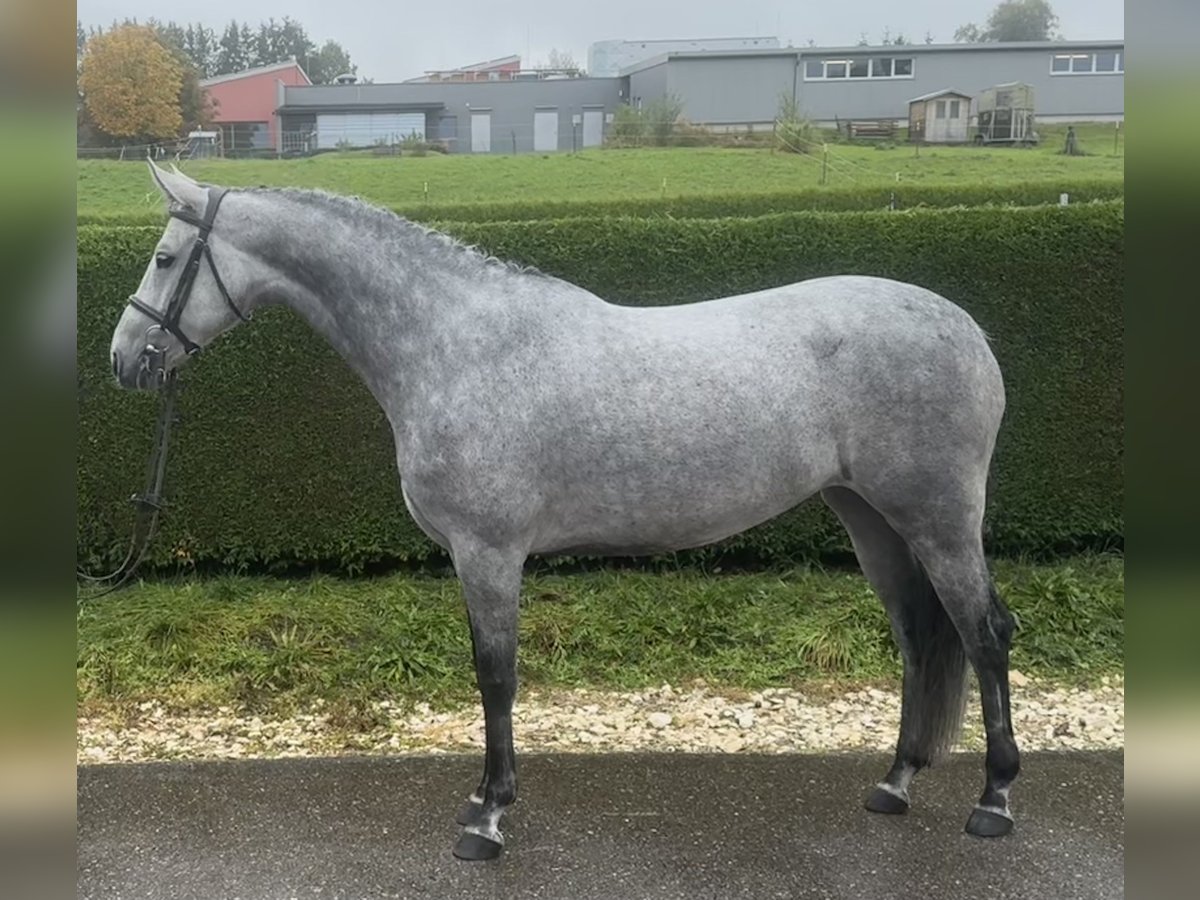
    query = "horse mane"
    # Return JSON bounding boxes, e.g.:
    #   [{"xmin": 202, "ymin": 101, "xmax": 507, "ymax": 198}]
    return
[{"xmin": 243, "ymin": 187, "xmax": 548, "ymax": 279}]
